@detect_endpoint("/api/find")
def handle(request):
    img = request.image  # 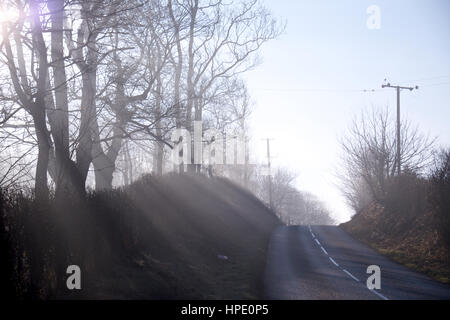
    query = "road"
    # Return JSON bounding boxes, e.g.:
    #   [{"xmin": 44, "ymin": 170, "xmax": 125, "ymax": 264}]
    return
[{"xmin": 263, "ymin": 225, "xmax": 450, "ymax": 300}]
